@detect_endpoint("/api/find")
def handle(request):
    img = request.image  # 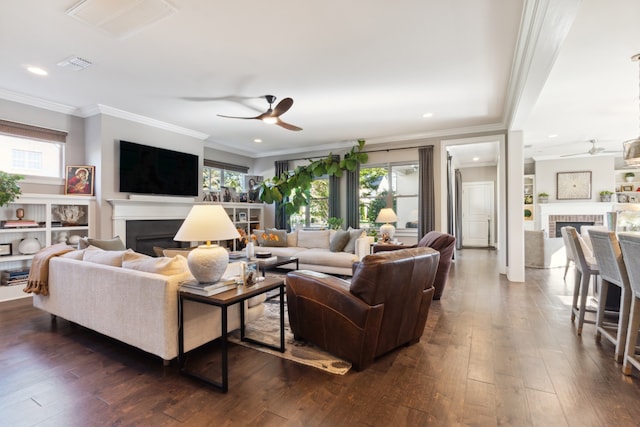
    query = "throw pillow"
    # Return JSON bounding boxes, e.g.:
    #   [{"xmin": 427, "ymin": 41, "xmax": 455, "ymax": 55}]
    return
[
  {"xmin": 123, "ymin": 252, "xmax": 190, "ymax": 276},
  {"xmin": 263, "ymin": 228, "xmax": 287, "ymax": 247},
  {"xmin": 252, "ymin": 229, "xmax": 266, "ymax": 246},
  {"xmin": 343, "ymin": 228, "xmax": 363, "ymax": 254},
  {"xmin": 297, "ymin": 230, "xmax": 330, "ymax": 249},
  {"xmin": 163, "ymin": 248, "xmax": 194, "ymax": 258},
  {"xmin": 78, "ymin": 236, "xmax": 126, "ymax": 251},
  {"xmin": 329, "ymin": 229, "xmax": 350, "ymax": 252},
  {"xmin": 61, "ymin": 249, "xmax": 85, "ymax": 260},
  {"xmin": 83, "ymin": 246, "xmax": 132, "ymax": 266}
]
